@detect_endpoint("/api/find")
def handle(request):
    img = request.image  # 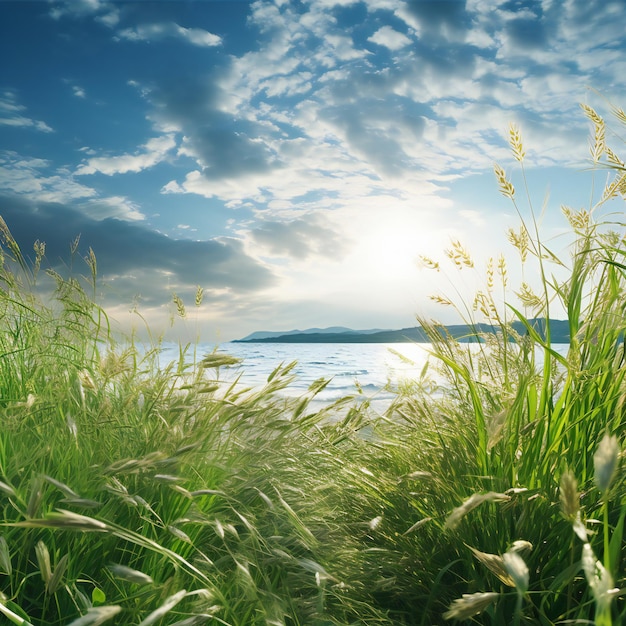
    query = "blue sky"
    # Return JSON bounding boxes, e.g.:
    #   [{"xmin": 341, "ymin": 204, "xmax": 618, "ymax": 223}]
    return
[{"xmin": 0, "ymin": 0, "xmax": 625, "ymax": 341}]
